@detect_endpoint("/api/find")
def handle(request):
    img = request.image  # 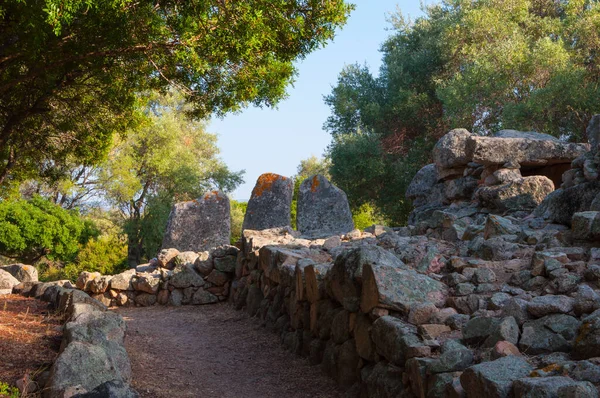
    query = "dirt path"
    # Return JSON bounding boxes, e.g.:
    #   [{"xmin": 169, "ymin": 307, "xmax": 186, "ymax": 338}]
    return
[{"xmin": 116, "ymin": 304, "xmax": 342, "ymax": 398}]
